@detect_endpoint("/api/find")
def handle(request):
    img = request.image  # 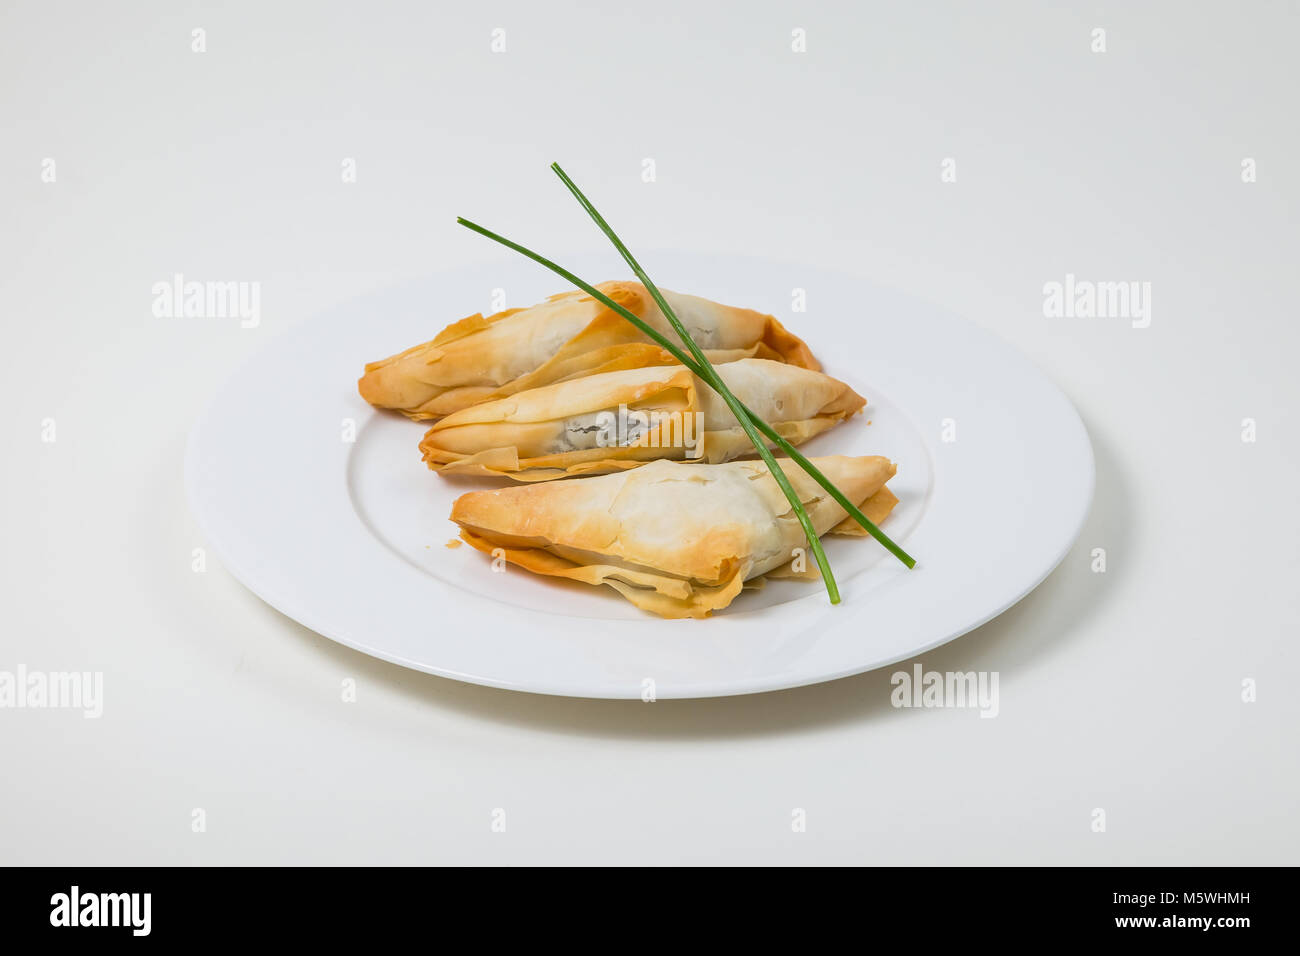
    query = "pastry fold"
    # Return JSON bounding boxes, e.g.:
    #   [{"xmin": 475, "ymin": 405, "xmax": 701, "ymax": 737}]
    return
[
  {"xmin": 419, "ymin": 358, "xmax": 866, "ymax": 481},
  {"xmin": 358, "ymin": 282, "xmax": 819, "ymax": 421},
  {"xmin": 449, "ymin": 456, "xmax": 900, "ymax": 618}
]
